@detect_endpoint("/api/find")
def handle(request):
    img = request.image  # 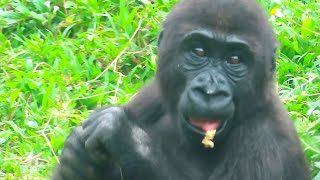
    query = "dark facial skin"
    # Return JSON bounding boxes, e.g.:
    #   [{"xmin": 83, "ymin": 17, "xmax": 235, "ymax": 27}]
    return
[
  {"xmin": 178, "ymin": 30, "xmax": 251, "ymax": 140},
  {"xmin": 53, "ymin": 0, "xmax": 311, "ymax": 179}
]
